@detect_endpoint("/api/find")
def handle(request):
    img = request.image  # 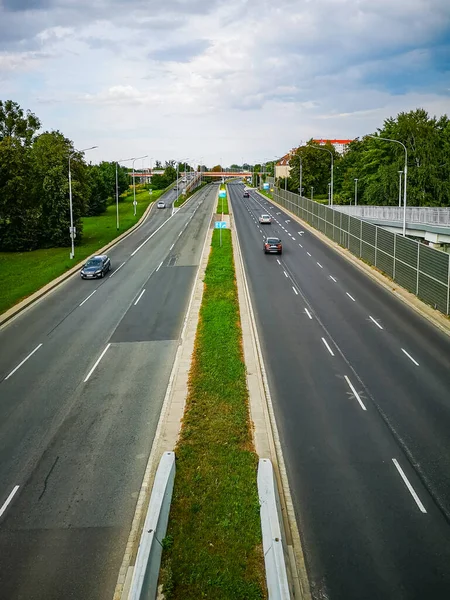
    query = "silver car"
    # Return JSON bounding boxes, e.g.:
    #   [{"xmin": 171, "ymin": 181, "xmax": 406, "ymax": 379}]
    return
[{"xmin": 157, "ymin": 200, "xmax": 166, "ymax": 209}]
